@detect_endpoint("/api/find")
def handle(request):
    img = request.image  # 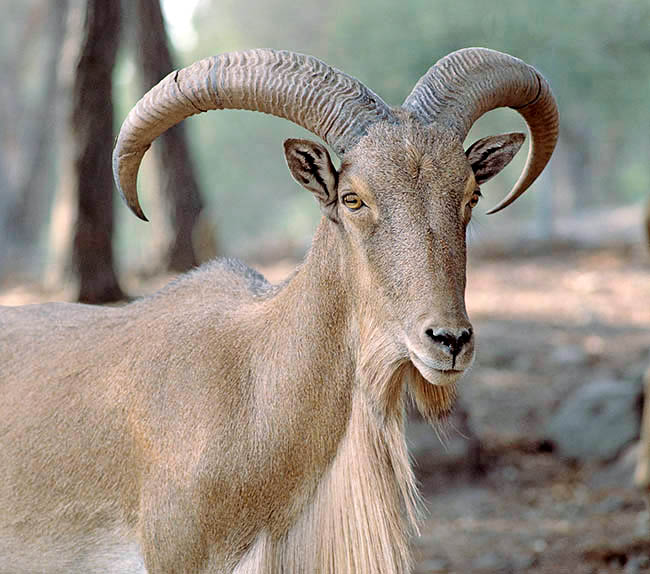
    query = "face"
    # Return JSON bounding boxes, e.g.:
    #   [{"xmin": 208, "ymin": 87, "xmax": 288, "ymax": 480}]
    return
[
  {"xmin": 284, "ymin": 120, "xmax": 524, "ymax": 391},
  {"xmin": 337, "ymin": 122, "xmax": 477, "ymax": 387}
]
